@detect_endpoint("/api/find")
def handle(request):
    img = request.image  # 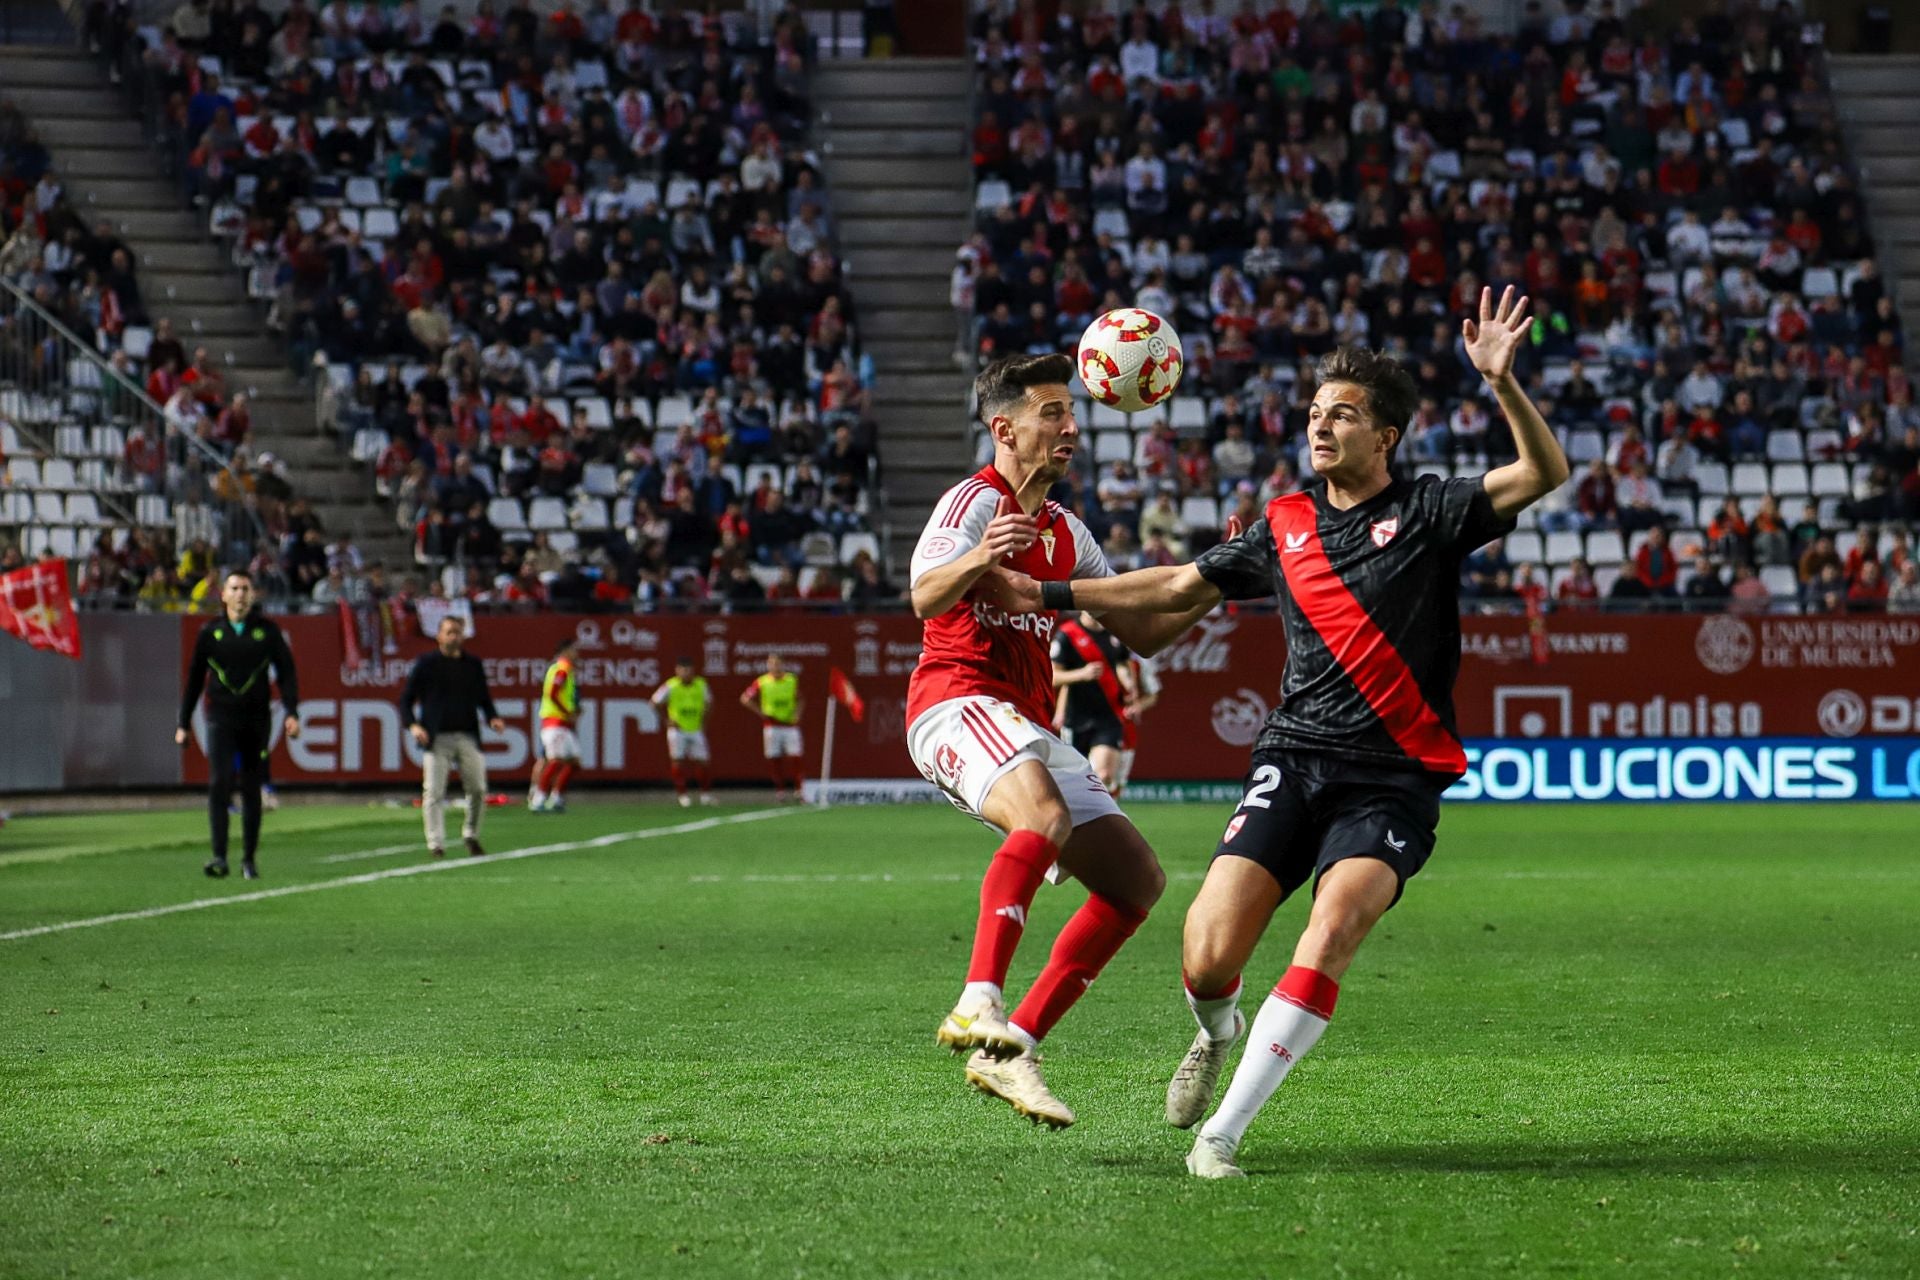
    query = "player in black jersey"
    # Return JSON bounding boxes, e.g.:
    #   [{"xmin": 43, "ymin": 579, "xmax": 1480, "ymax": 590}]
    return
[
  {"xmin": 1050, "ymin": 612, "xmax": 1137, "ymax": 794},
  {"xmin": 989, "ymin": 288, "xmax": 1568, "ymax": 1177},
  {"xmin": 177, "ymin": 570, "xmax": 301, "ymax": 880}
]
